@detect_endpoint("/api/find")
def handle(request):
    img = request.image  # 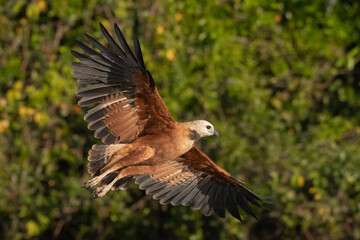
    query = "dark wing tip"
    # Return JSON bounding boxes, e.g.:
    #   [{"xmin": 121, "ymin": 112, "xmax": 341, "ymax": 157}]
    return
[
  {"xmin": 71, "ymin": 50, "xmax": 79, "ymax": 58},
  {"xmin": 74, "ymin": 39, "xmax": 86, "ymax": 48},
  {"xmin": 257, "ymin": 194, "xmax": 276, "ymax": 205},
  {"xmin": 147, "ymin": 71, "xmax": 156, "ymax": 88},
  {"xmin": 84, "ymin": 33, "xmax": 97, "ymax": 45},
  {"xmin": 99, "ymin": 23, "xmax": 109, "ymax": 39},
  {"xmin": 113, "ymin": 23, "xmax": 137, "ymax": 64},
  {"xmin": 83, "ymin": 33, "xmax": 110, "ymax": 55},
  {"xmin": 236, "ymin": 186, "xmax": 276, "ymax": 220},
  {"xmin": 113, "ymin": 22, "xmax": 120, "ymax": 31},
  {"xmin": 230, "ymin": 175, "xmax": 245, "ymax": 185},
  {"xmin": 225, "ymin": 184, "xmax": 242, "ymax": 221},
  {"xmin": 84, "ymin": 33, "xmax": 91, "ymax": 40},
  {"xmin": 99, "ymin": 22, "xmax": 125, "ymax": 55},
  {"xmin": 99, "ymin": 22, "xmax": 105, "ymax": 29},
  {"xmin": 255, "ymin": 195, "xmax": 275, "ymax": 211},
  {"xmin": 134, "ymin": 37, "xmax": 146, "ymax": 71}
]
